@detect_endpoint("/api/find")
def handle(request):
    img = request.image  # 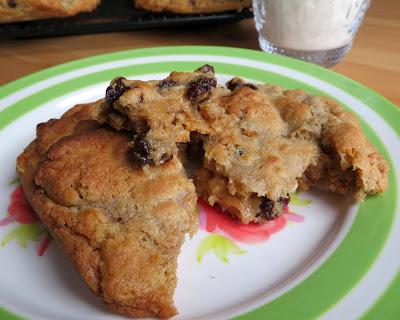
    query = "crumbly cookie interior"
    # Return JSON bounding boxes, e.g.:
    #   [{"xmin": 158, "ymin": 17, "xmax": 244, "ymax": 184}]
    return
[{"xmin": 103, "ymin": 66, "xmax": 388, "ymax": 224}]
